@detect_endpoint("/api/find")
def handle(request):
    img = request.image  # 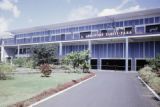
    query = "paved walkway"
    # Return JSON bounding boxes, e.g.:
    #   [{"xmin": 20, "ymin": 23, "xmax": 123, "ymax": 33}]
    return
[{"xmin": 35, "ymin": 72, "xmax": 160, "ymax": 107}]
